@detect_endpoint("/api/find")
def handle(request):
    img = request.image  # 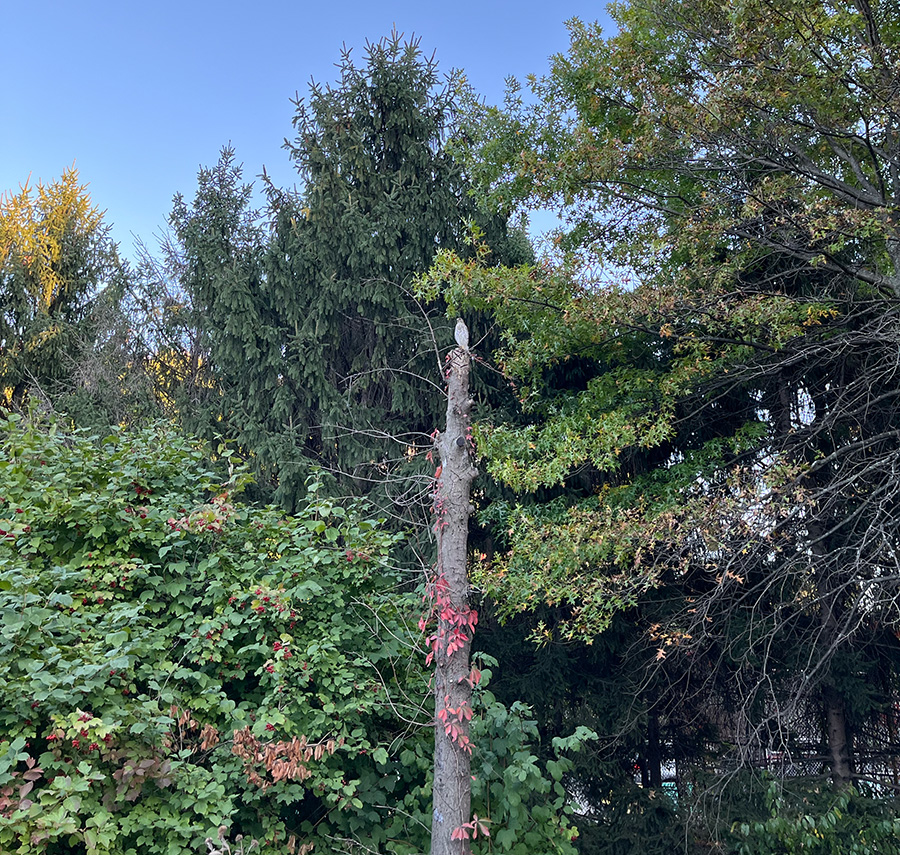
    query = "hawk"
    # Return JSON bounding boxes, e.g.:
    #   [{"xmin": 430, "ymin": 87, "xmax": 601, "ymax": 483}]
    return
[{"xmin": 454, "ymin": 317, "xmax": 470, "ymax": 351}]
